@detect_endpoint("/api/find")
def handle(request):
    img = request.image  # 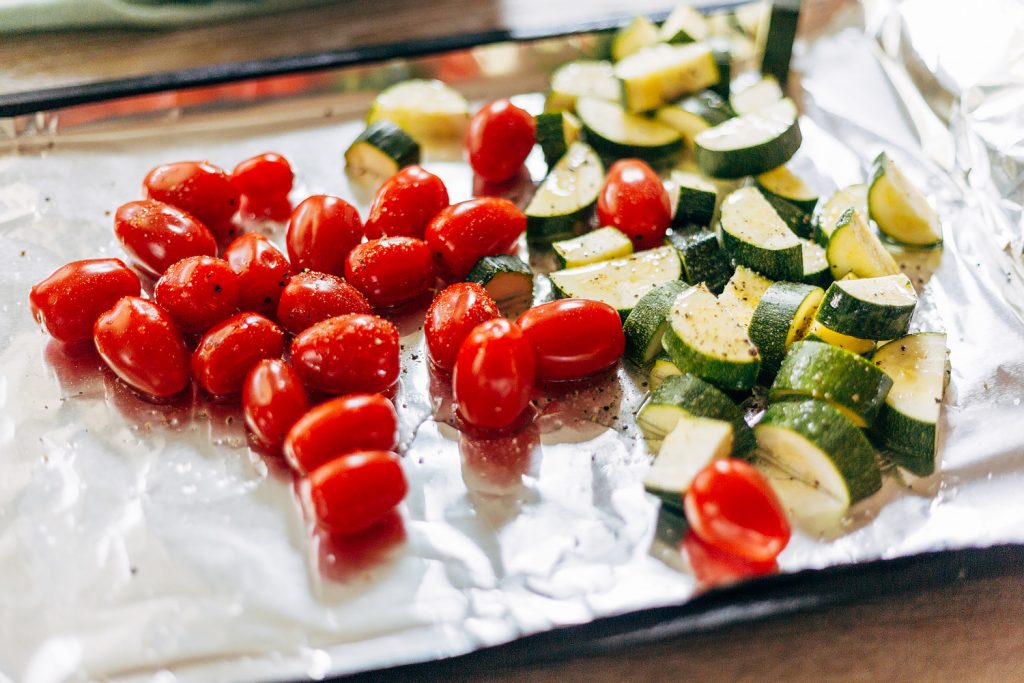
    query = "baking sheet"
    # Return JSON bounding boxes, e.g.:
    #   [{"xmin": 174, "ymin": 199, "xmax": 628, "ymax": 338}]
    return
[{"xmin": 2, "ymin": 2, "xmax": 1024, "ymax": 681}]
